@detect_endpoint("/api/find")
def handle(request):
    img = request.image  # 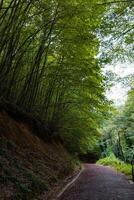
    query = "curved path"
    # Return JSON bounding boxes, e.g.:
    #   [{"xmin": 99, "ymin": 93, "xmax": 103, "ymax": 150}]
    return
[{"xmin": 58, "ymin": 164, "xmax": 134, "ymax": 200}]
